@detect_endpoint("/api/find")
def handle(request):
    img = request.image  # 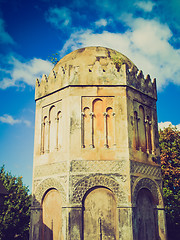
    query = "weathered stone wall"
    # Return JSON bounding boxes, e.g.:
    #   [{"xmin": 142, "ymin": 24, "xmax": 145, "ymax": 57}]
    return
[{"xmin": 30, "ymin": 47, "xmax": 167, "ymax": 240}]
